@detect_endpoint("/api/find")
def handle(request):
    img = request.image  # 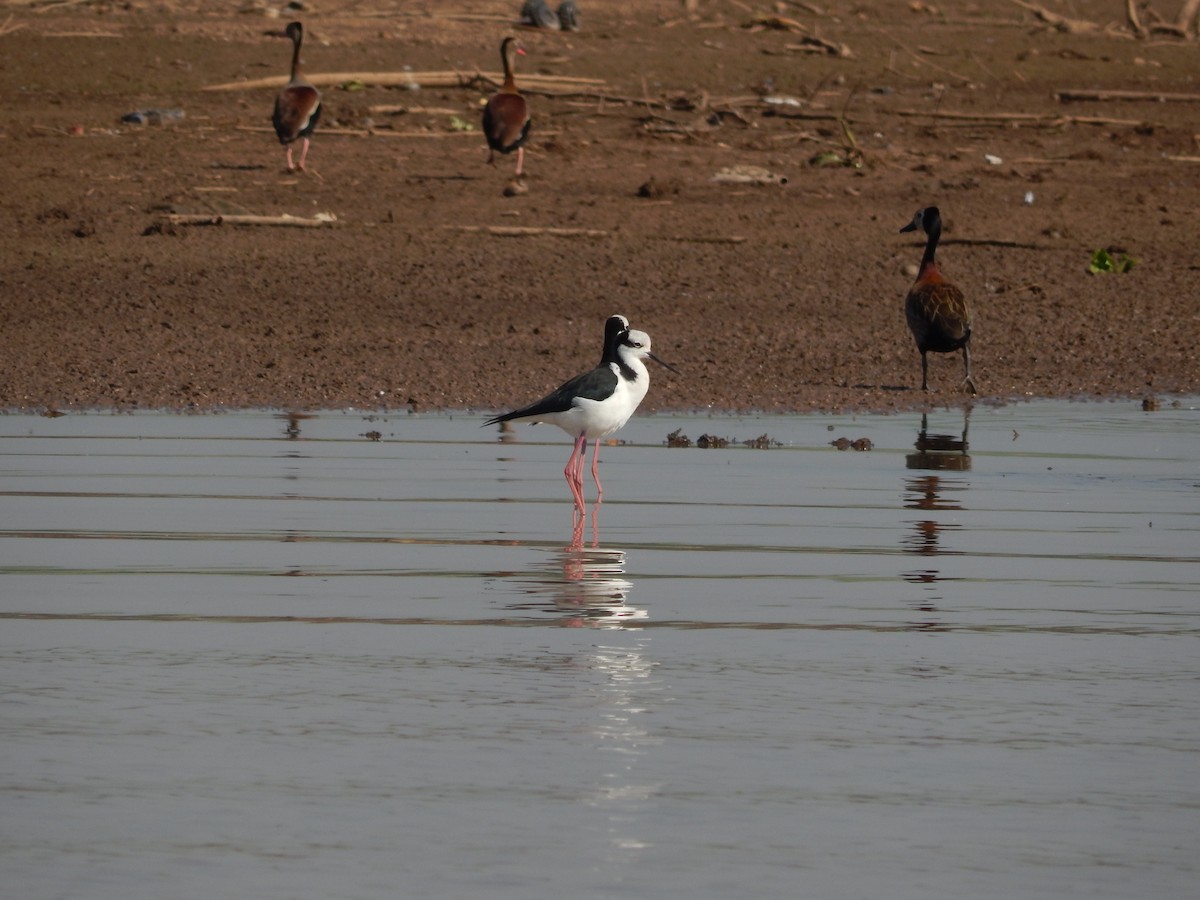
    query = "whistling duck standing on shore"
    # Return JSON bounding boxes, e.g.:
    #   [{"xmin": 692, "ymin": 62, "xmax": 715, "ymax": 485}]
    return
[
  {"xmin": 482, "ymin": 37, "xmax": 530, "ymax": 177},
  {"xmin": 900, "ymin": 206, "xmax": 977, "ymax": 395},
  {"xmin": 272, "ymin": 22, "xmax": 322, "ymax": 173}
]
